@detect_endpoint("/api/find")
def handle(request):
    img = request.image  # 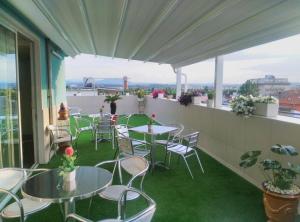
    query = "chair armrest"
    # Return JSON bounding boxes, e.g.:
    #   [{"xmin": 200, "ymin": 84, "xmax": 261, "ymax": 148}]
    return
[
  {"xmin": 94, "ymin": 159, "xmax": 119, "ymax": 167},
  {"xmin": 65, "ymin": 213, "xmax": 93, "ymax": 222},
  {"xmin": 0, "ymin": 188, "xmax": 24, "ymax": 222}
]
